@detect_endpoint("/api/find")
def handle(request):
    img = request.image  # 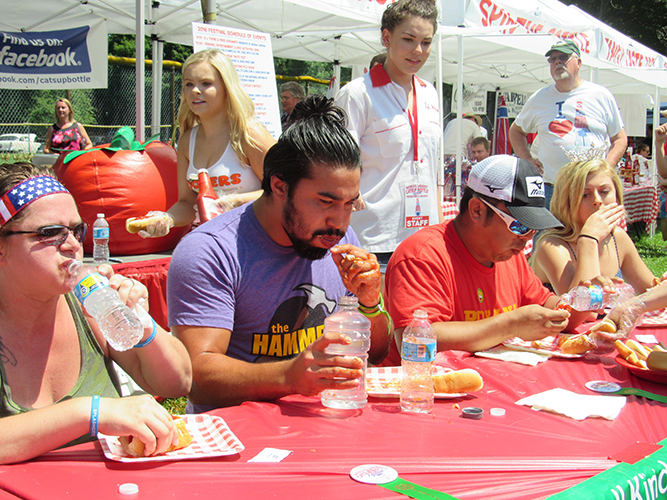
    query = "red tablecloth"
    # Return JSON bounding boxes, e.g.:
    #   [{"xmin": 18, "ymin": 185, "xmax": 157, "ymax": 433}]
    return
[
  {"xmin": 3, "ymin": 328, "xmax": 666, "ymax": 500},
  {"xmin": 111, "ymin": 257, "xmax": 171, "ymax": 331},
  {"xmin": 623, "ymin": 184, "xmax": 659, "ymax": 229}
]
